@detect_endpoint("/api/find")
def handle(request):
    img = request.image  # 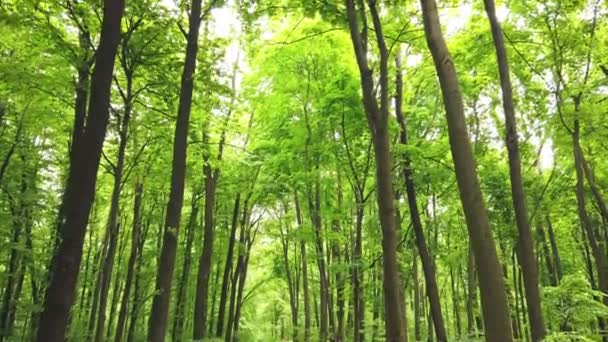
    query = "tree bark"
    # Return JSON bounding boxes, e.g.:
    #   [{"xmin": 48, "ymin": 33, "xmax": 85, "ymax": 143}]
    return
[
  {"xmin": 483, "ymin": 1, "xmax": 546, "ymax": 339},
  {"xmin": 573, "ymin": 119, "xmax": 608, "ymax": 314},
  {"xmin": 171, "ymin": 198, "xmax": 200, "ymax": 341},
  {"xmin": 295, "ymin": 193, "xmax": 311, "ymax": 342},
  {"xmin": 345, "ymin": 1, "xmax": 407, "ymax": 340},
  {"xmin": 95, "ymin": 68, "xmax": 134, "ymax": 342},
  {"xmin": 395, "ymin": 54, "xmax": 447, "ymax": 341},
  {"xmin": 147, "ymin": 0, "xmax": 202, "ymax": 340},
  {"xmin": 419, "ymin": 0, "xmax": 513, "ymax": 340},
  {"xmin": 36, "ymin": 1, "xmax": 125, "ymax": 340},
  {"xmin": 115, "ymin": 182, "xmax": 143, "ymax": 342},
  {"xmin": 215, "ymin": 194, "xmax": 241, "ymax": 337},
  {"xmin": 546, "ymin": 216, "xmax": 562, "ymax": 282}
]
